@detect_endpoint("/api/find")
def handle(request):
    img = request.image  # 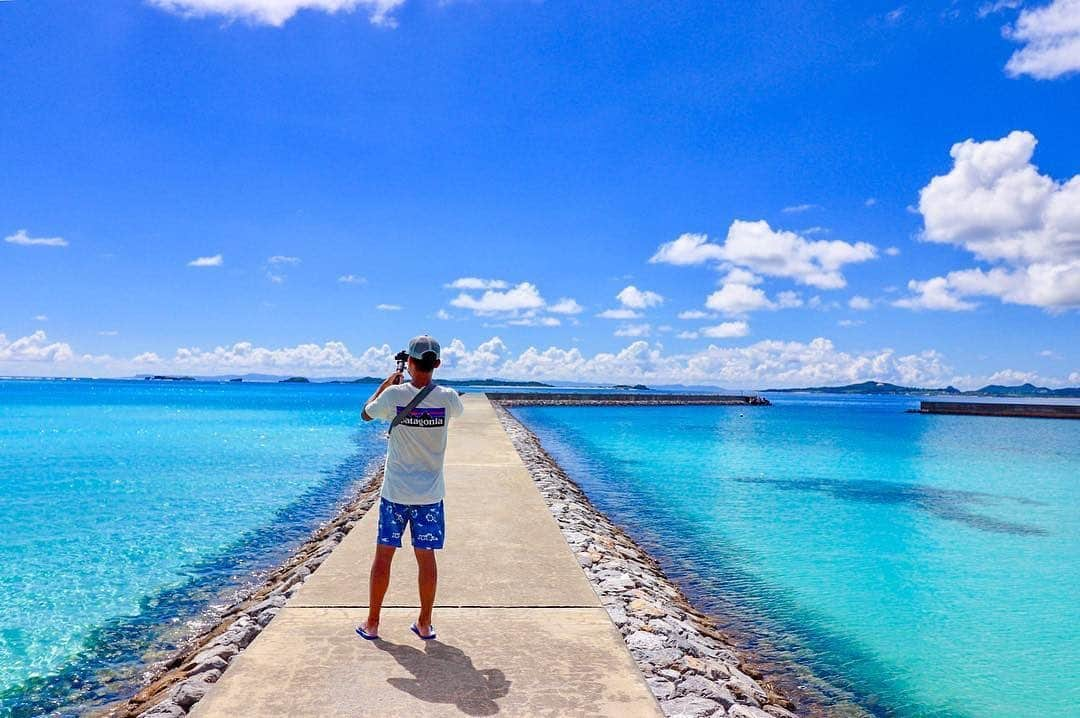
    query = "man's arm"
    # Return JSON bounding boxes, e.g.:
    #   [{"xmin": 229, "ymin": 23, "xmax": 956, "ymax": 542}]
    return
[{"xmin": 361, "ymin": 371, "xmax": 403, "ymax": 421}]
